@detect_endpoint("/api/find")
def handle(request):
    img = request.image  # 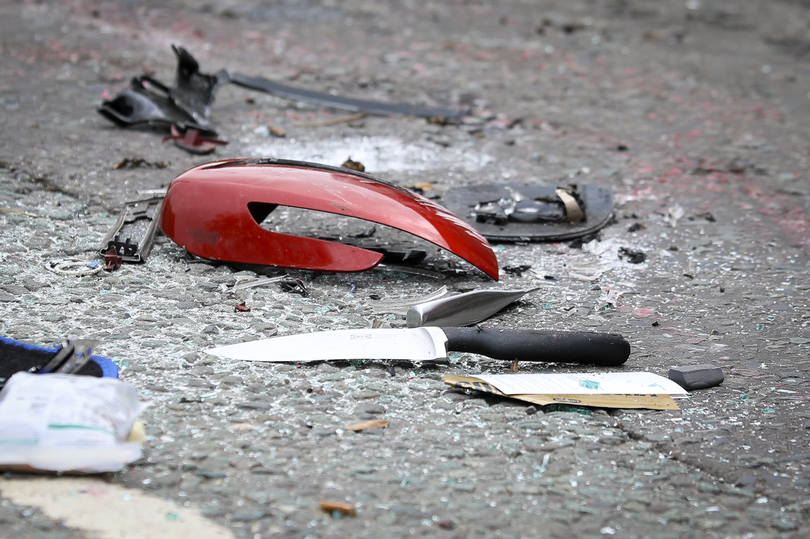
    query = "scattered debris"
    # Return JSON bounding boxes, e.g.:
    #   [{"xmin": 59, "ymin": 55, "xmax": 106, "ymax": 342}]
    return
[
  {"xmin": 427, "ymin": 116, "xmax": 454, "ymax": 126},
  {"xmin": 137, "ymin": 188, "xmax": 168, "ymax": 197},
  {"xmin": 233, "ymin": 275, "xmax": 291, "ymax": 291},
  {"xmin": 341, "ymin": 158, "xmax": 365, "ymax": 172},
  {"xmin": 268, "ymin": 125, "xmax": 287, "ymax": 137},
  {"xmin": 99, "ymin": 197, "xmax": 164, "ymax": 263},
  {"xmin": 443, "ymin": 183, "xmax": 614, "ymax": 242},
  {"xmin": 627, "ymin": 222, "xmax": 645, "ymax": 233},
  {"xmin": 98, "ymin": 45, "xmax": 228, "ymax": 136},
  {"xmin": 406, "ymin": 287, "xmax": 540, "ymax": 327},
  {"xmin": 235, "ymin": 302, "xmax": 251, "ymax": 312},
  {"xmin": 567, "ymin": 231, "xmax": 602, "ymax": 249},
  {"xmin": 408, "ymin": 182, "xmax": 433, "ymax": 193},
  {"xmin": 601, "ymin": 288, "xmax": 626, "ymax": 309},
  {"xmin": 582, "ymin": 238, "xmax": 619, "ymax": 257},
  {"xmin": 568, "ymin": 264, "xmax": 609, "ymax": 281},
  {"xmin": 45, "ymin": 258, "xmax": 103, "ymax": 277},
  {"xmin": 0, "ymin": 207, "xmax": 39, "ymax": 218},
  {"xmin": 231, "ymin": 275, "xmax": 309, "ymax": 296},
  {"xmin": 692, "ymin": 212, "xmax": 716, "ymax": 222},
  {"xmin": 231, "ymin": 275, "xmax": 309, "ymax": 297},
  {"xmin": 160, "ymin": 158, "xmax": 499, "ymax": 279},
  {"xmin": 444, "ymin": 372, "xmax": 688, "ymax": 410},
  {"xmin": 34, "ymin": 339, "xmax": 97, "ymax": 375},
  {"xmin": 163, "ymin": 124, "xmax": 228, "ymax": 155},
  {"xmin": 554, "ymin": 188, "xmax": 584, "ymax": 222},
  {"xmin": 668, "ymin": 364, "xmax": 724, "ymax": 390},
  {"xmin": 319, "ymin": 500, "xmax": 357, "ymax": 517},
  {"xmin": 664, "ymin": 204, "xmax": 686, "ymax": 227},
  {"xmin": 229, "ymin": 72, "xmax": 466, "ymax": 119},
  {"xmin": 618, "ymin": 247, "xmax": 647, "ymax": 264},
  {"xmin": 569, "ymin": 238, "xmax": 626, "ymax": 280},
  {"xmin": 471, "ymin": 188, "xmax": 581, "ymax": 225},
  {"xmin": 103, "ymin": 247, "xmax": 123, "ymax": 271},
  {"xmin": 277, "ymin": 278, "xmax": 308, "ymax": 296},
  {"xmin": 294, "ymin": 113, "xmax": 366, "ymax": 127},
  {"xmin": 113, "ymin": 158, "xmax": 168, "ymax": 170},
  {"xmin": 693, "ymin": 157, "xmax": 764, "ymax": 176},
  {"xmin": 345, "ymin": 419, "xmax": 389, "ymax": 432},
  {"xmin": 502, "ymin": 264, "xmax": 532, "ymax": 276}
]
